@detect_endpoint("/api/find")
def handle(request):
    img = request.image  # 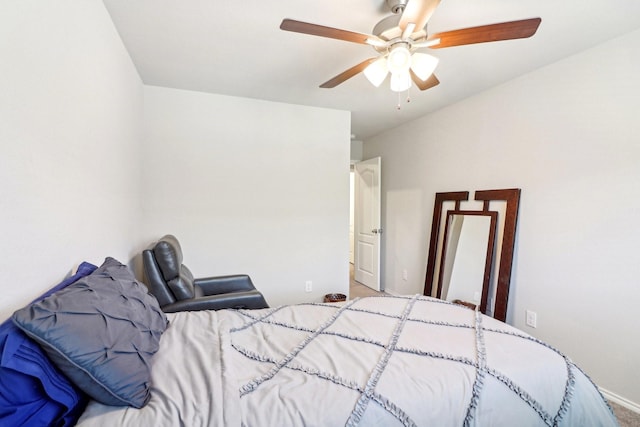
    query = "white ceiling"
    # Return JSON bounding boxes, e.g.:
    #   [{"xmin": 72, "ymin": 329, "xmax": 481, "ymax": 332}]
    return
[{"xmin": 103, "ymin": 0, "xmax": 640, "ymax": 140}]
